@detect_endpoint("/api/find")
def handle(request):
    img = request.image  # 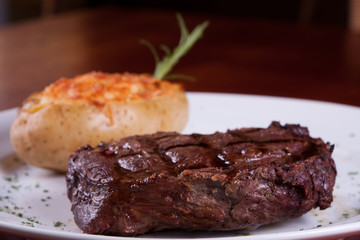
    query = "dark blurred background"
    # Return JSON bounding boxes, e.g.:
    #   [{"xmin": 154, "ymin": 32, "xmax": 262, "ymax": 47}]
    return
[
  {"xmin": 0, "ymin": 0, "xmax": 353, "ymax": 29},
  {"xmin": 0, "ymin": 0, "xmax": 359, "ymax": 110}
]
